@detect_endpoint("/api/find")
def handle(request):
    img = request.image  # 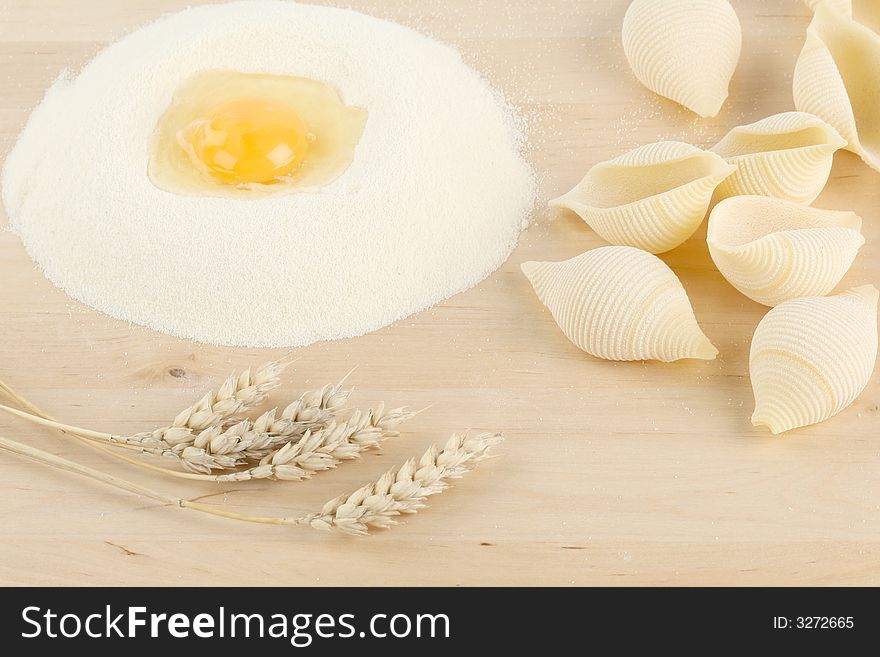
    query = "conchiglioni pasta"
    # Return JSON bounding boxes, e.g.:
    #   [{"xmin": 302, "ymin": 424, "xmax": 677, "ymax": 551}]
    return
[
  {"xmin": 793, "ymin": 4, "xmax": 880, "ymax": 172},
  {"xmin": 707, "ymin": 196, "xmax": 864, "ymax": 306},
  {"xmin": 802, "ymin": 0, "xmax": 852, "ymax": 15},
  {"xmin": 521, "ymin": 246, "xmax": 718, "ymax": 362},
  {"xmin": 851, "ymin": 0, "xmax": 880, "ymax": 35},
  {"xmin": 622, "ymin": 0, "xmax": 742, "ymax": 117},
  {"xmin": 550, "ymin": 141, "xmax": 735, "ymax": 254},
  {"xmin": 804, "ymin": 0, "xmax": 880, "ymax": 36},
  {"xmin": 750, "ymin": 285, "xmax": 879, "ymax": 434},
  {"xmin": 710, "ymin": 112, "xmax": 845, "ymax": 204}
]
